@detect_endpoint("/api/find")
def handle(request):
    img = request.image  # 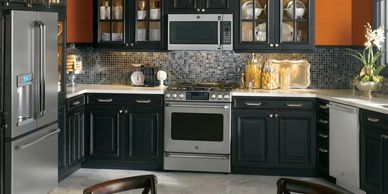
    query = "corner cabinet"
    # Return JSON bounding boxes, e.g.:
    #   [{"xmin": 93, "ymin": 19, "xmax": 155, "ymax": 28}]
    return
[
  {"xmin": 168, "ymin": 0, "xmax": 233, "ymax": 14},
  {"xmin": 360, "ymin": 109, "xmax": 388, "ymax": 194},
  {"xmin": 94, "ymin": 0, "xmax": 166, "ymax": 50},
  {"xmin": 234, "ymin": 0, "xmax": 314, "ymax": 51}
]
